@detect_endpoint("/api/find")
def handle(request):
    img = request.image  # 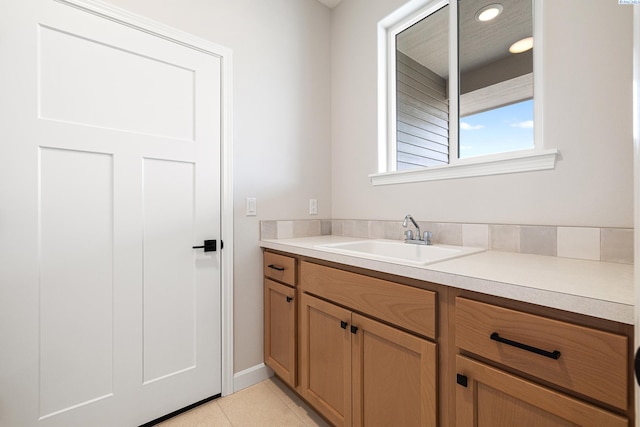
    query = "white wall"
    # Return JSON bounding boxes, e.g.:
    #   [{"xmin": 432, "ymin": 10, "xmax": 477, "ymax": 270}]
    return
[
  {"xmin": 102, "ymin": 0, "xmax": 333, "ymax": 373},
  {"xmin": 332, "ymin": 0, "xmax": 634, "ymax": 228}
]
